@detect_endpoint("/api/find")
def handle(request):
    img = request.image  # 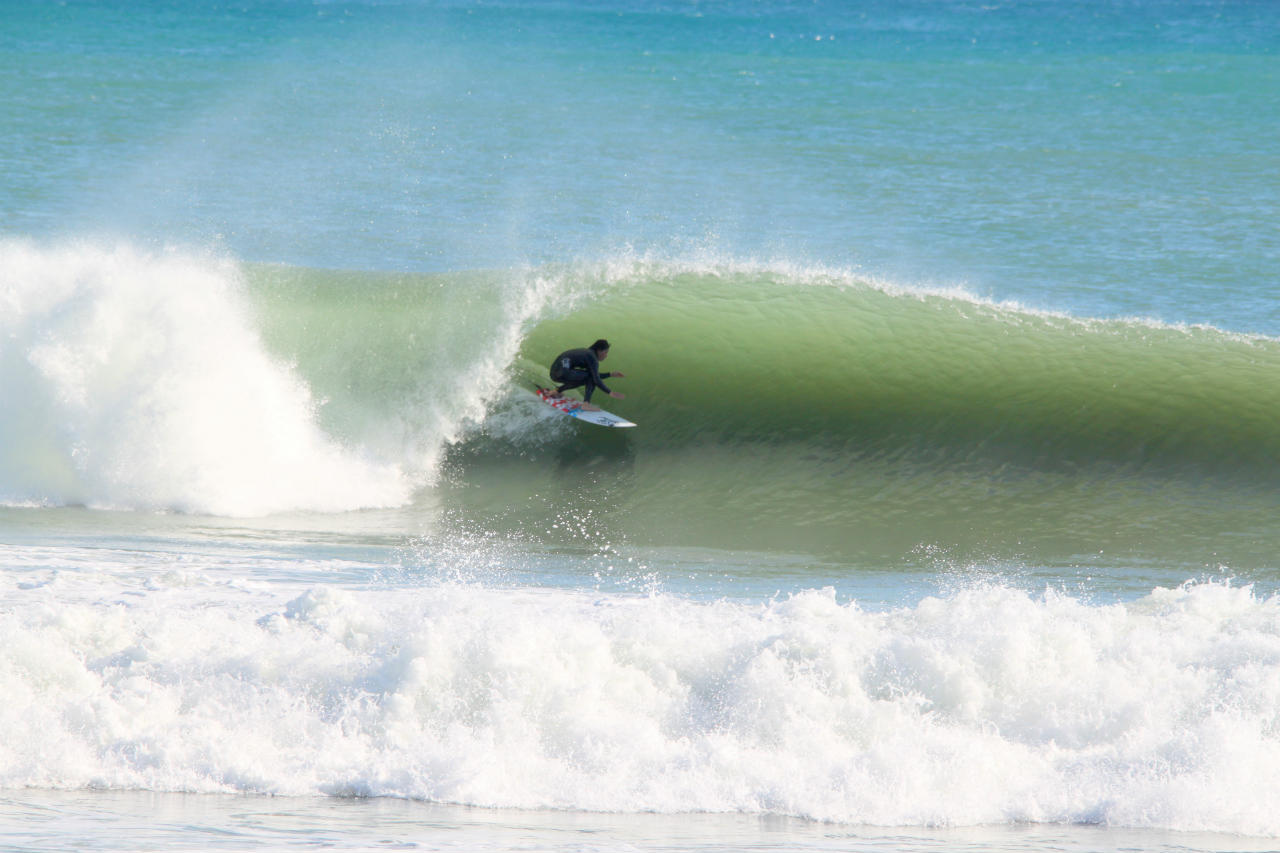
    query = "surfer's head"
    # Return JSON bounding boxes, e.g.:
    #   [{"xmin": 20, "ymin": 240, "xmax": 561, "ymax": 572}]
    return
[{"xmin": 590, "ymin": 339, "xmax": 611, "ymax": 357}]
